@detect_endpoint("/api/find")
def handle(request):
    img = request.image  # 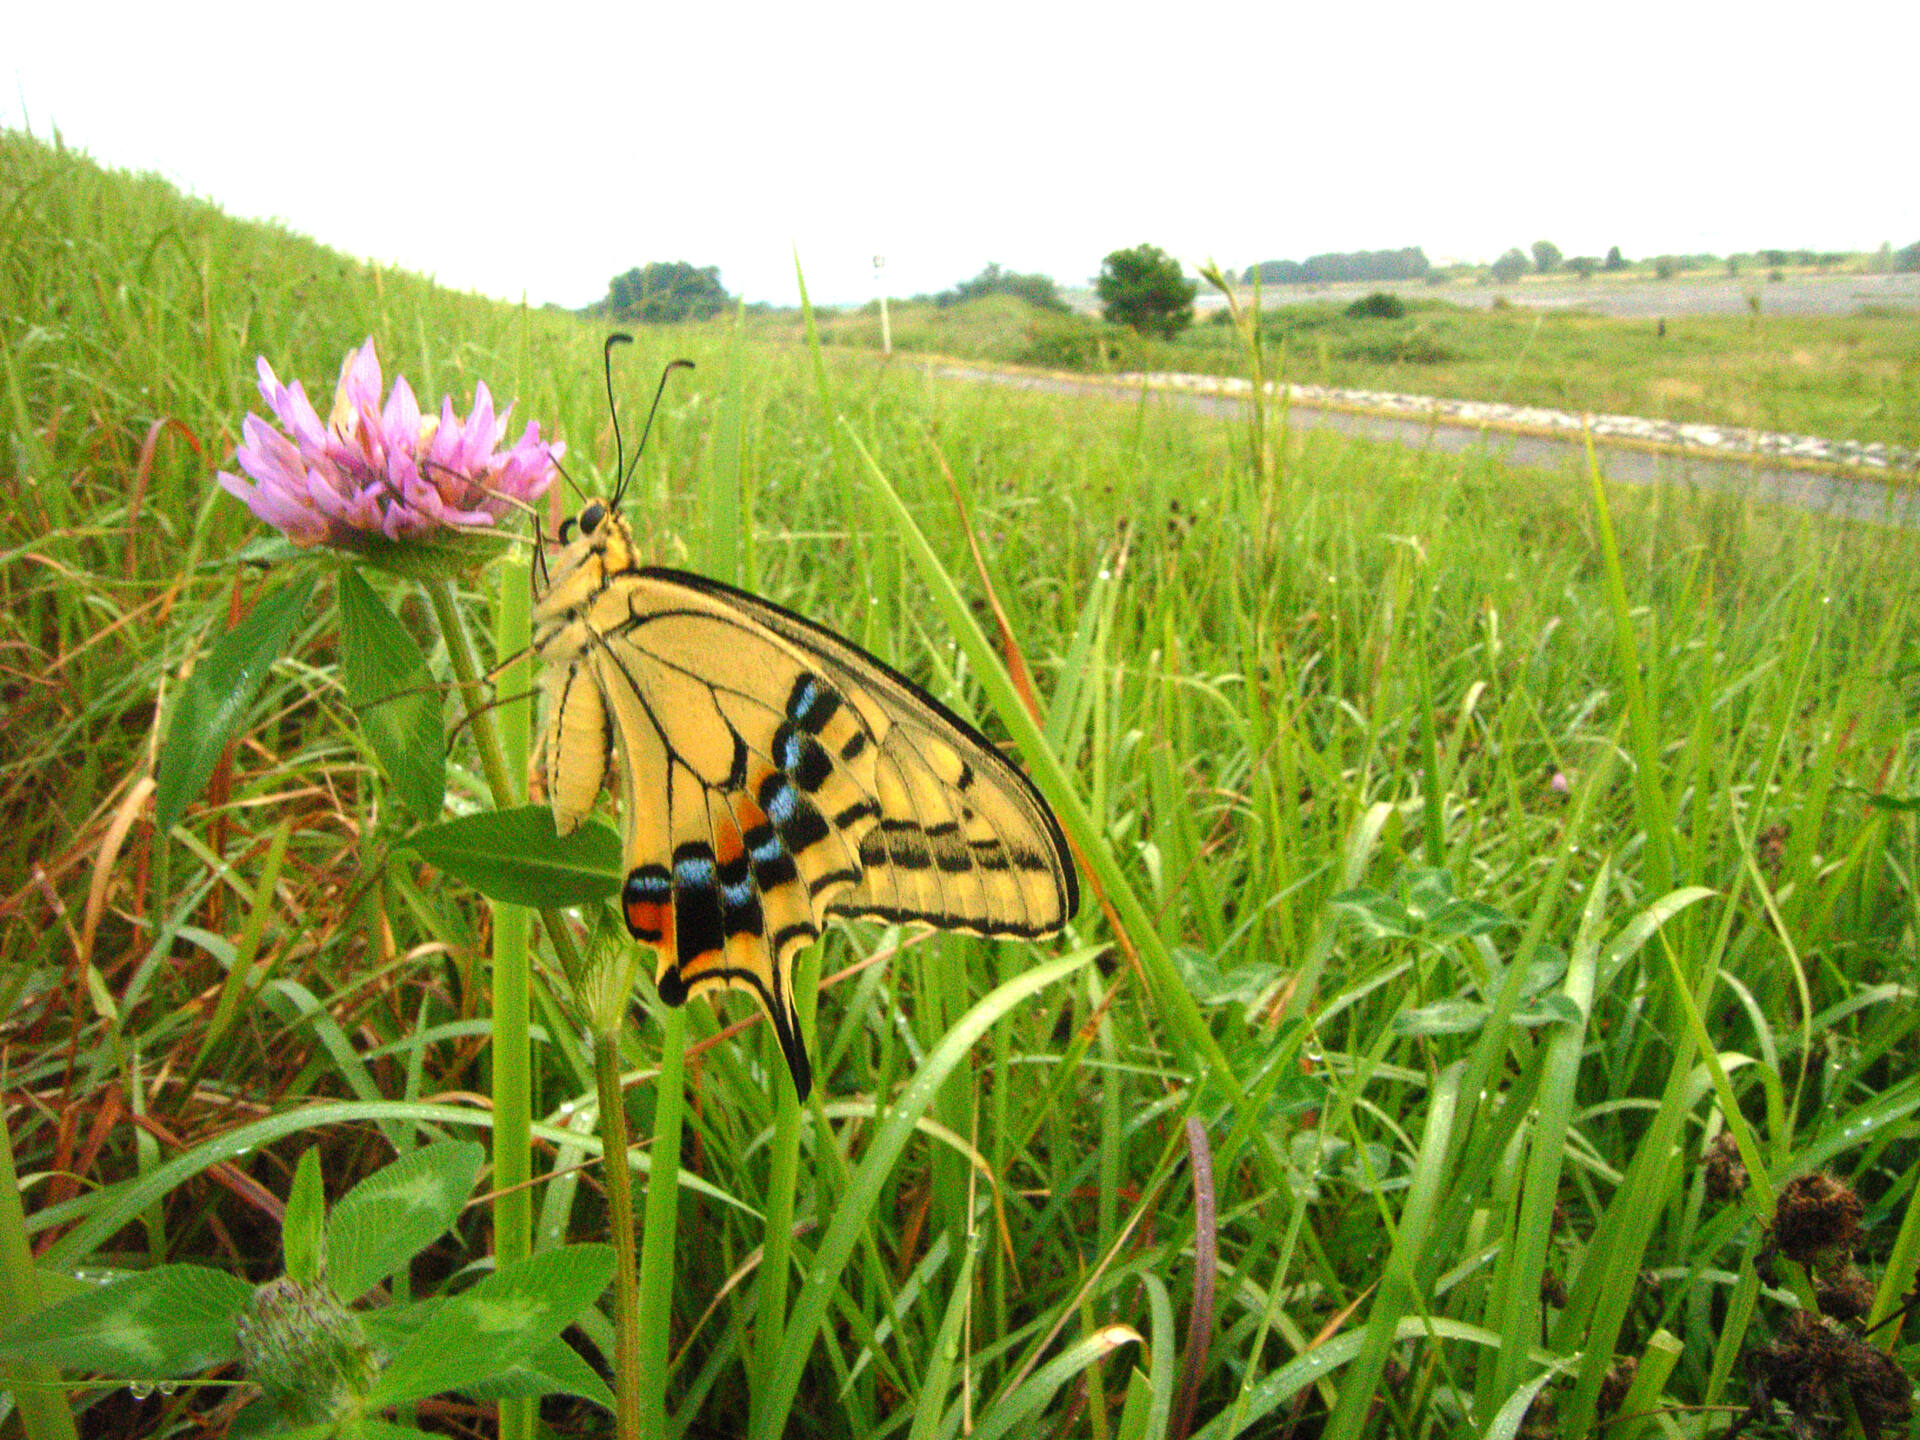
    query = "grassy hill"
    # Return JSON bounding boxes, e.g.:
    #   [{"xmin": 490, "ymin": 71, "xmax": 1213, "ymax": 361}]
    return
[{"xmin": 6, "ymin": 129, "xmax": 1920, "ymax": 1439}]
